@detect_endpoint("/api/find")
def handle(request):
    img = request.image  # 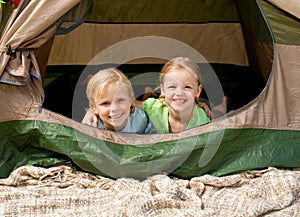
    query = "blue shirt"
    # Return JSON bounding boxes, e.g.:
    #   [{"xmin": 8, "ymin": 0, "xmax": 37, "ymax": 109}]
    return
[{"xmin": 97, "ymin": 107, "xmax": 155, "ymax": 134}]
